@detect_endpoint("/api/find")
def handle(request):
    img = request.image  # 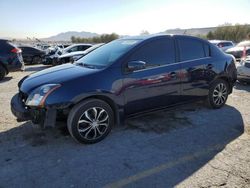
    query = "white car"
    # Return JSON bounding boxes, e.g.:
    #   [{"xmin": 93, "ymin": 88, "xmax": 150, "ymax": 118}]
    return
[
  {"xmin": 56, "ymin": 43, "xmax": 104, "ymax": 65},
  {"xmin": 43, "ymin": 44, "xmax": 92, "ymax": 65},
  {"xmin": 209, "ymin": 40, "xmax": 235, "ymax": 52},
  {"xmin": 237, "ymin": 56, "xmax": 250, "ymax": 84}
]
